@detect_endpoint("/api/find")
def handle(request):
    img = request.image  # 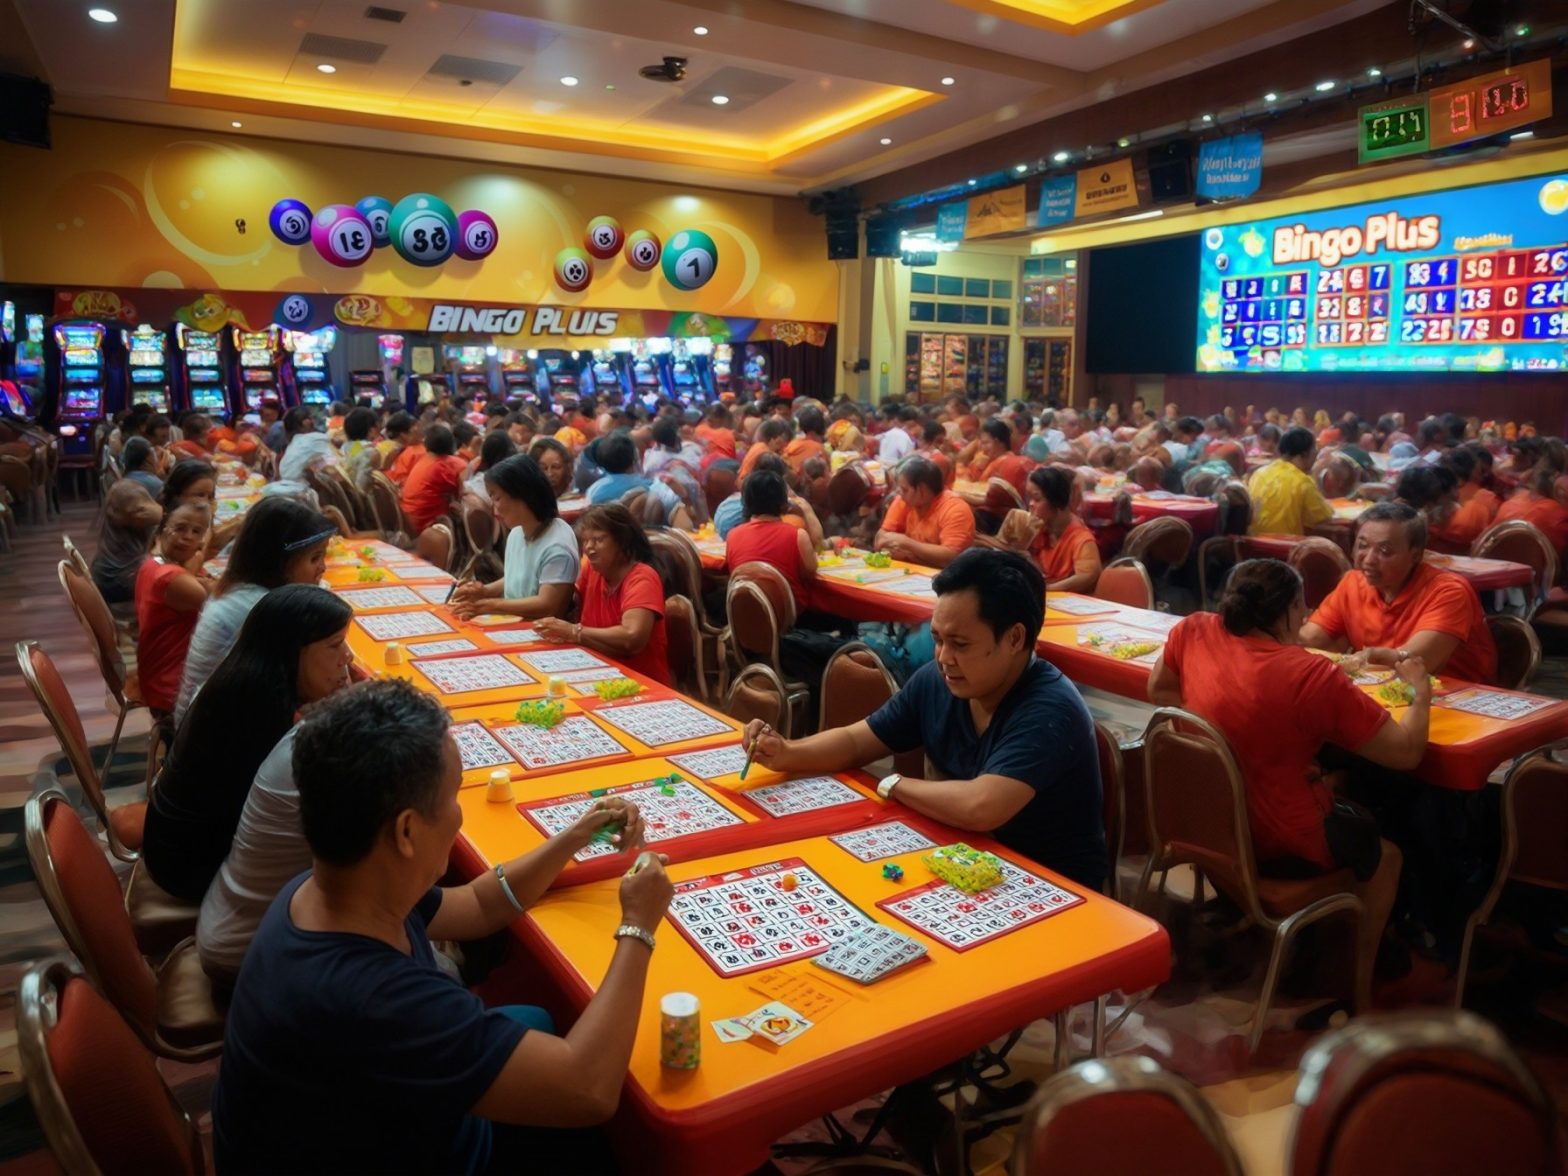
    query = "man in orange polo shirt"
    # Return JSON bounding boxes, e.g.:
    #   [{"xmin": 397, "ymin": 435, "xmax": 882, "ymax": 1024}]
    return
[
  {"xmin": 782, "ymin": 405, "xmax": 826, "ymax": 476},
  {"xmin": 738, "ymin": 417, "xmax": 792, "ymax": 484},
  {"xmin": 1299, "ymin": 500, "xmax": 1497, "ymax": 684},
  {"xmin": 874, "ymin": 456, "xmax": 975, "ymax": 567}
]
